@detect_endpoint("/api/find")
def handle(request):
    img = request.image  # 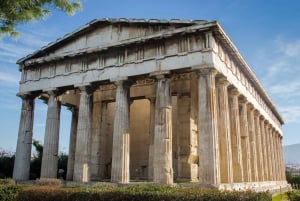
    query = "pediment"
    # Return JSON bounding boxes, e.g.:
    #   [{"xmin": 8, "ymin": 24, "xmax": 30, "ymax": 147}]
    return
[{"xmin": 18, "ymin": 18, "xmax": 205, "ymax": 64}]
